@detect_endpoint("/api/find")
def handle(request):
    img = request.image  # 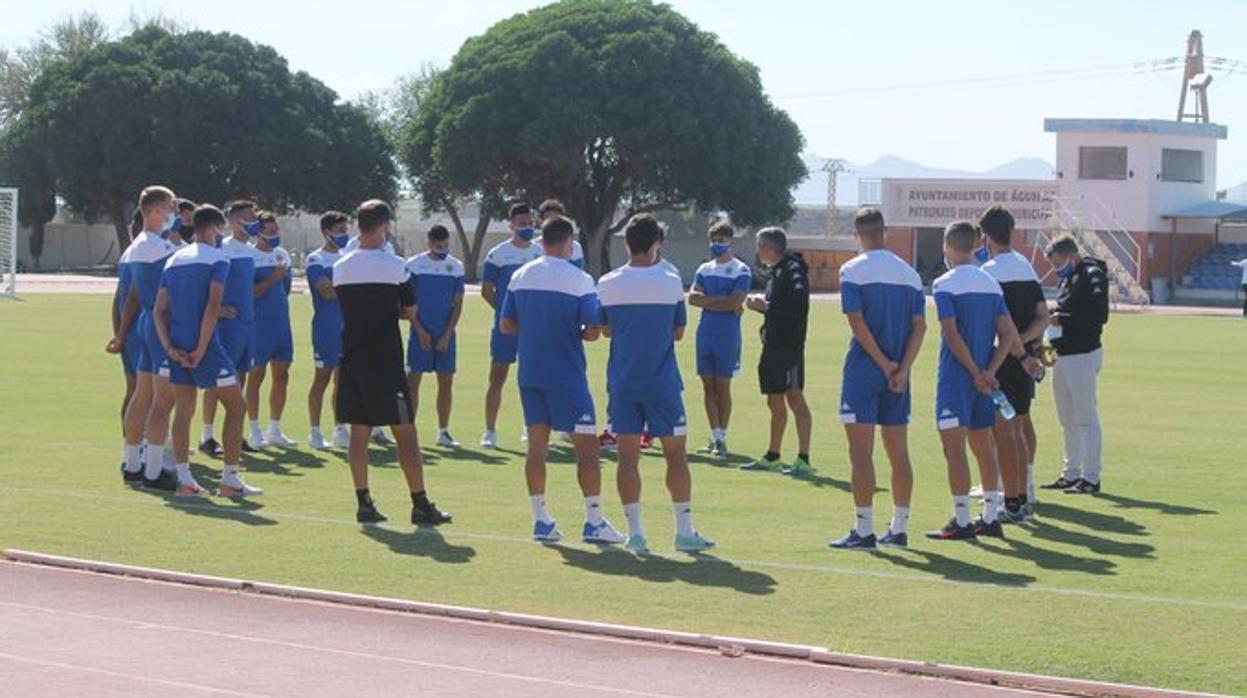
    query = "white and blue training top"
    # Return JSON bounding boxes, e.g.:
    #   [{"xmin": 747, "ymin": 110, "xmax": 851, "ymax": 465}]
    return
[
  {"xmin": 159, "ymin": 242, "xmax": 230, "ymax": 352},
  {"xmin": 839, "ymin": 249, "xmax": 925, "ymax": 380},
  {"xmin": 500, "ymin": 256, "xmax": 598, "ymax": 391},
  {"xmin": 597, "ymin": 263, "xmax": 687, "ymax": 401}
]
